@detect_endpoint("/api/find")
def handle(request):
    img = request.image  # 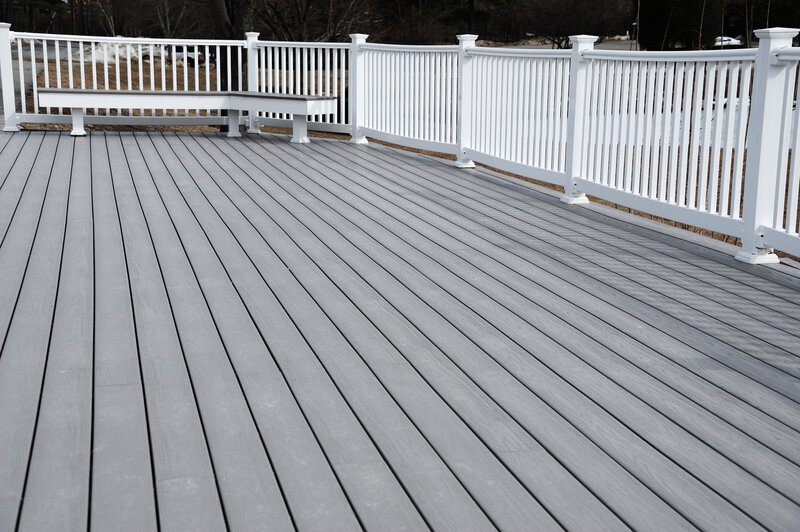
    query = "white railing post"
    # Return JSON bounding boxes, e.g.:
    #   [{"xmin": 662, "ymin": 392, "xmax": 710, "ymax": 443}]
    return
[
  {"xmin": 349, "ymin": 33, "xmax": 368, "ymax": 144},
  {"xmin": 455, "ymin": 34, "xmax": 477, "ymax": 168},
  {"xmin": 736, "ymin": 27, "xmax": 799, "ymax": 264},
  {"xmin": 245, "ymin": 31, "xmax": 260, "ymax": 133},
  {"xmin": 560, "ymin": 34, "xmax": 597, "ymax": 204},
  {"xmin": 0, "ymin": 23, "xmax": 18, "ymax": 131}
]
